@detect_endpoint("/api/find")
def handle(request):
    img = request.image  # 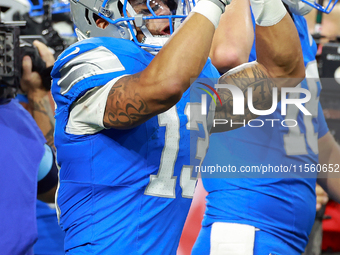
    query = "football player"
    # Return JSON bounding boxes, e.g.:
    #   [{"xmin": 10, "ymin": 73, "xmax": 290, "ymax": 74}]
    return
[
  {"xmin": 192, "ymin": 0, "xmax": 340, "ymax": 254},
  {"xmin": 51, "ymin": 0, "xmax": 305, "ymax": 253}
]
